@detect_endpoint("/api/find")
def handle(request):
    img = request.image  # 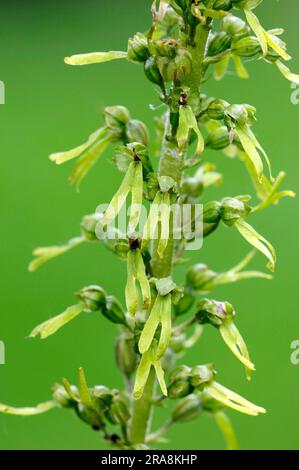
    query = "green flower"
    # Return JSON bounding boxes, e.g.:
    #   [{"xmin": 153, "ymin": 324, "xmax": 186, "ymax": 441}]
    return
[
  {"xmin": 127, "ymin": 32, "xmax": 150, "ymax": 63},
  {"xmin": 171, "ymin": 394, "xmax": 202, "ymax": 423},
  {"xmin": 186, "ymin": 250, "xmax": 271, "ymax": 295},
  {"xmin": 189, "ymin": 363, "xmax": 265, "ymax": 415},
  {"xmin": 196, "ymin": 300, "xmax": 255, "ymax": 379},
  {"xmin": 29, "ymin": 285, "xmax": 126, "ymax": 339}
]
